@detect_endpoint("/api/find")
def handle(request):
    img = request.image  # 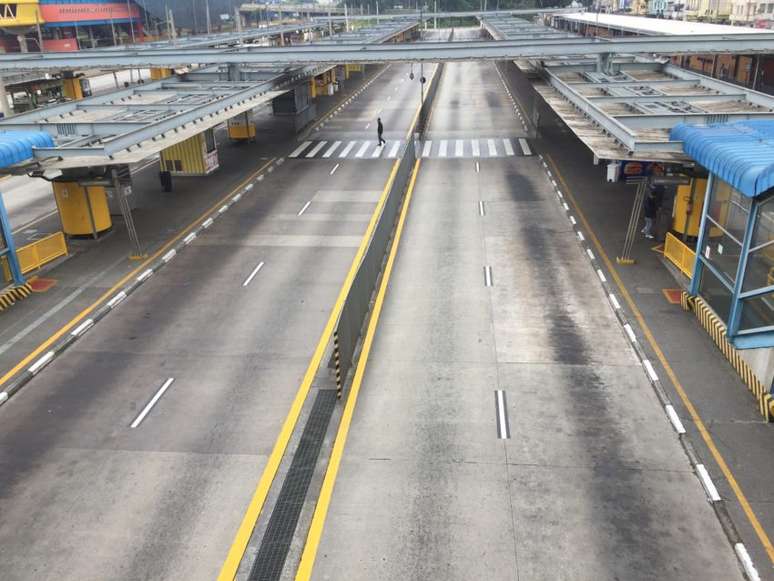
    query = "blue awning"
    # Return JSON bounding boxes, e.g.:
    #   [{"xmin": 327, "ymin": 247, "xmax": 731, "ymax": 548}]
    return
[
  {"xmin": 0, "ymin": 131, "xmax": 54, "ymax": 168},
  {"xmin": 670, "ymin": 120, "xmax": 774, "ymax": 198}
]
